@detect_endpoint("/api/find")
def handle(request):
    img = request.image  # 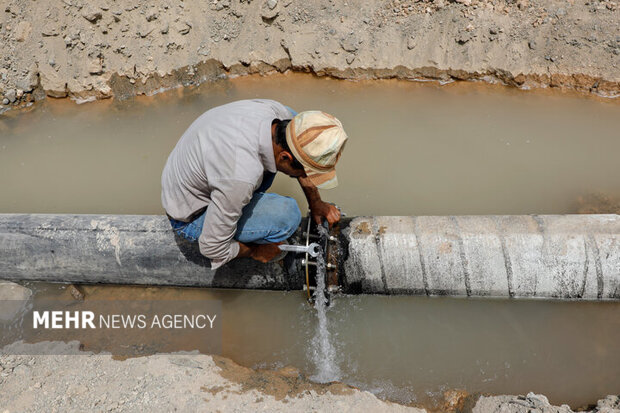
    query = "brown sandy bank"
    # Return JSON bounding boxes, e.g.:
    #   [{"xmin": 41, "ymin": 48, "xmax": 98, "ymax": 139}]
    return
[{"xmin": 1, "ymin": 0, "xmax": 619, "ymax": 110}]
